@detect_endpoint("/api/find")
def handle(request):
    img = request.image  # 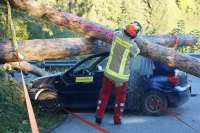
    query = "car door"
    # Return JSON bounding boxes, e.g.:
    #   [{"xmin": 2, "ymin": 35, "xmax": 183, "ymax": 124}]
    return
[{"xmin": 63, "ymin": 55, "xmax": 109, "ymax": 108}]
